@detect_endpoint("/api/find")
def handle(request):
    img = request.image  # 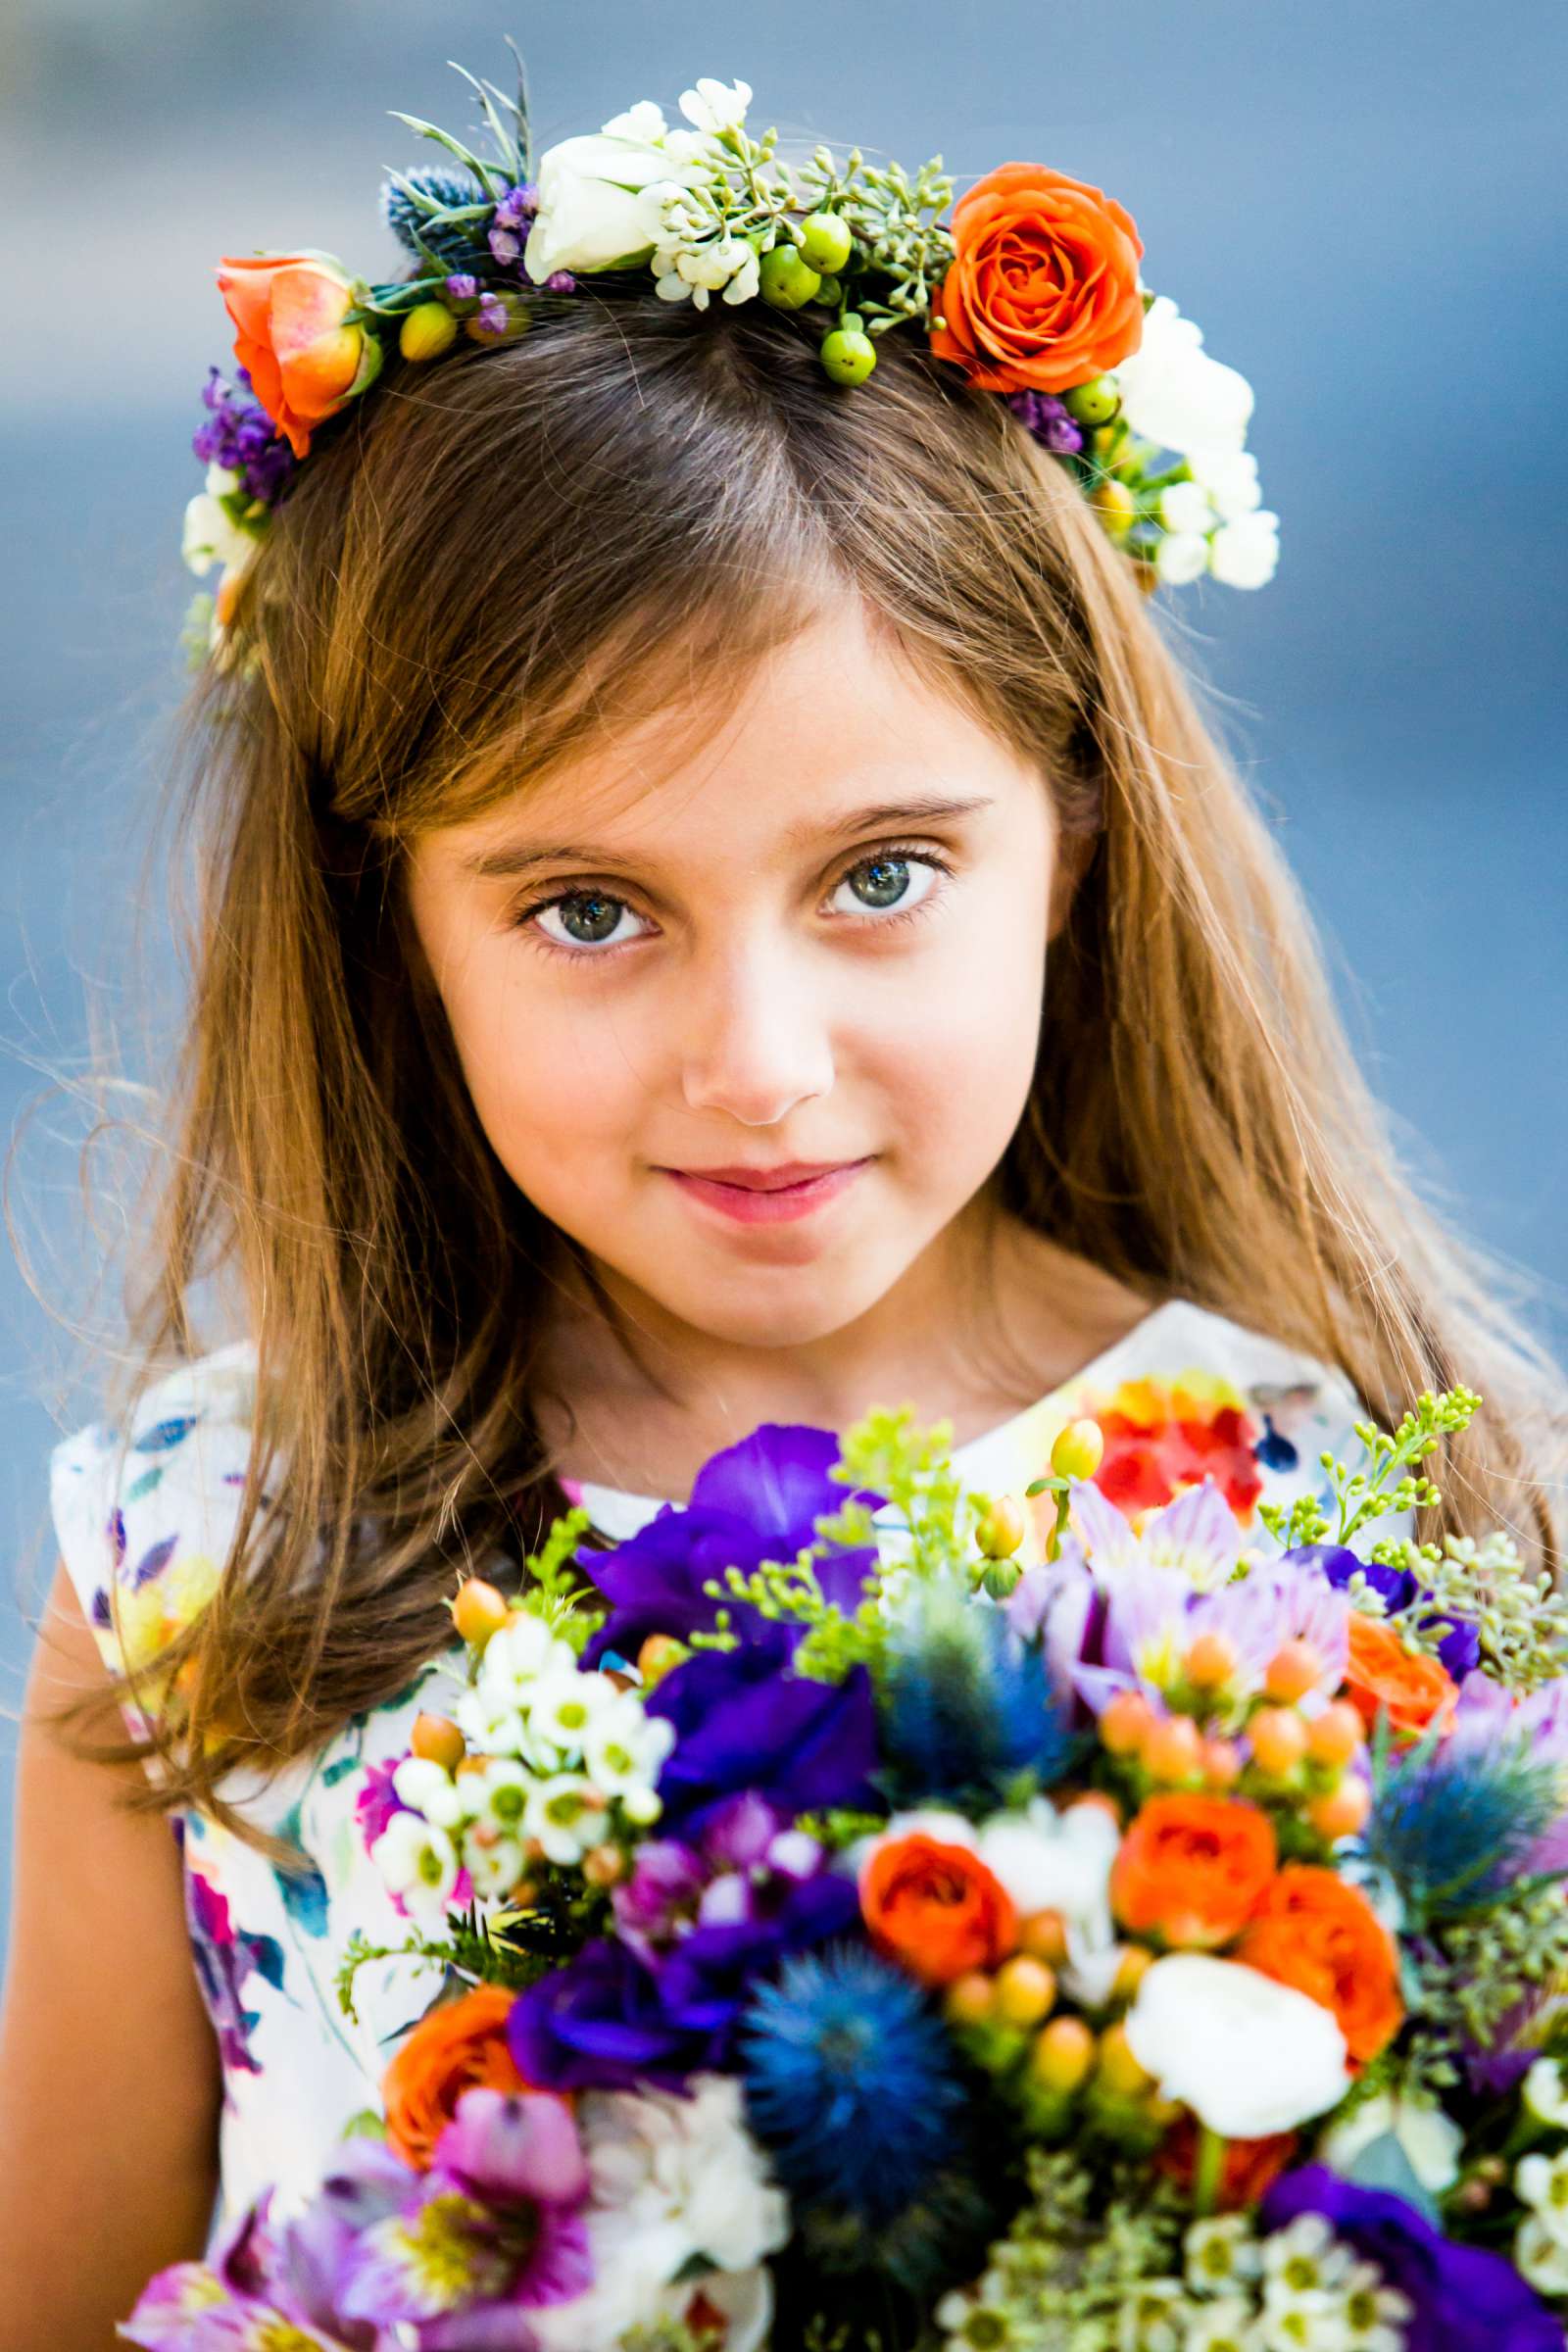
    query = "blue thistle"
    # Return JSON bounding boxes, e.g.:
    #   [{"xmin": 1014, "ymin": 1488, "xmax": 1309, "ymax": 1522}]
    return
[
  {"xmin": 877, "ymin": 1578, "xmax": 1078, "ymax": 1808},
  {"xmin": 1364, "ymin": 1732, "xmax": 1562, "ymax": 1924},
  {"xmin": 380, "ymin": 170, "xmax": 495, "ymax": 271},
  {"xmin": 739, "ymin": 1944, "xmax": 964, "ymax": 2230}
]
